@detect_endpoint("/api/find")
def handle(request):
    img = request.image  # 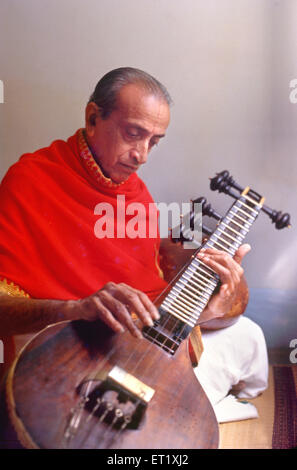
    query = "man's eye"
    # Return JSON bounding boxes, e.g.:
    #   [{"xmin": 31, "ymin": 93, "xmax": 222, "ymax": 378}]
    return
[
  {"xmin": 126, "ymin": 129, "xmax": 139, "ymax": 138},
  {"xmin": 150, "ymin": 140, "xmax": 159, "ymax": 148}
]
